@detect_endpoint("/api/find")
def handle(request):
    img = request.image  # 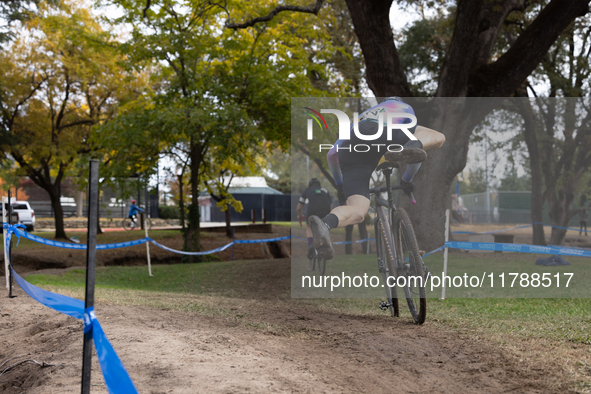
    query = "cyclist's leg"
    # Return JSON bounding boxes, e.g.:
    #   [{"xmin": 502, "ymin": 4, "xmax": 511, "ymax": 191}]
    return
[
  {"xmin": 304, "ymin": 220, "xmax": 315, "ymax": 259},
  {"xmin": 309, "ymin": 165, "xmax": 372, "ymax": 260},
  {"xmin": 330, "ymin": 195, "xmax": 370, "ymax": 227}
]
